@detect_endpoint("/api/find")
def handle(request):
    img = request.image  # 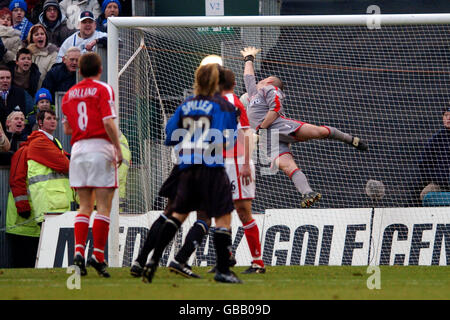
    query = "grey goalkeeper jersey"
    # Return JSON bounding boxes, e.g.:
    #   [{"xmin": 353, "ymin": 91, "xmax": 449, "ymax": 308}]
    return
[{"xmin": 244, "ymin": 74, "xmax": 286, "ymax": 130}]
